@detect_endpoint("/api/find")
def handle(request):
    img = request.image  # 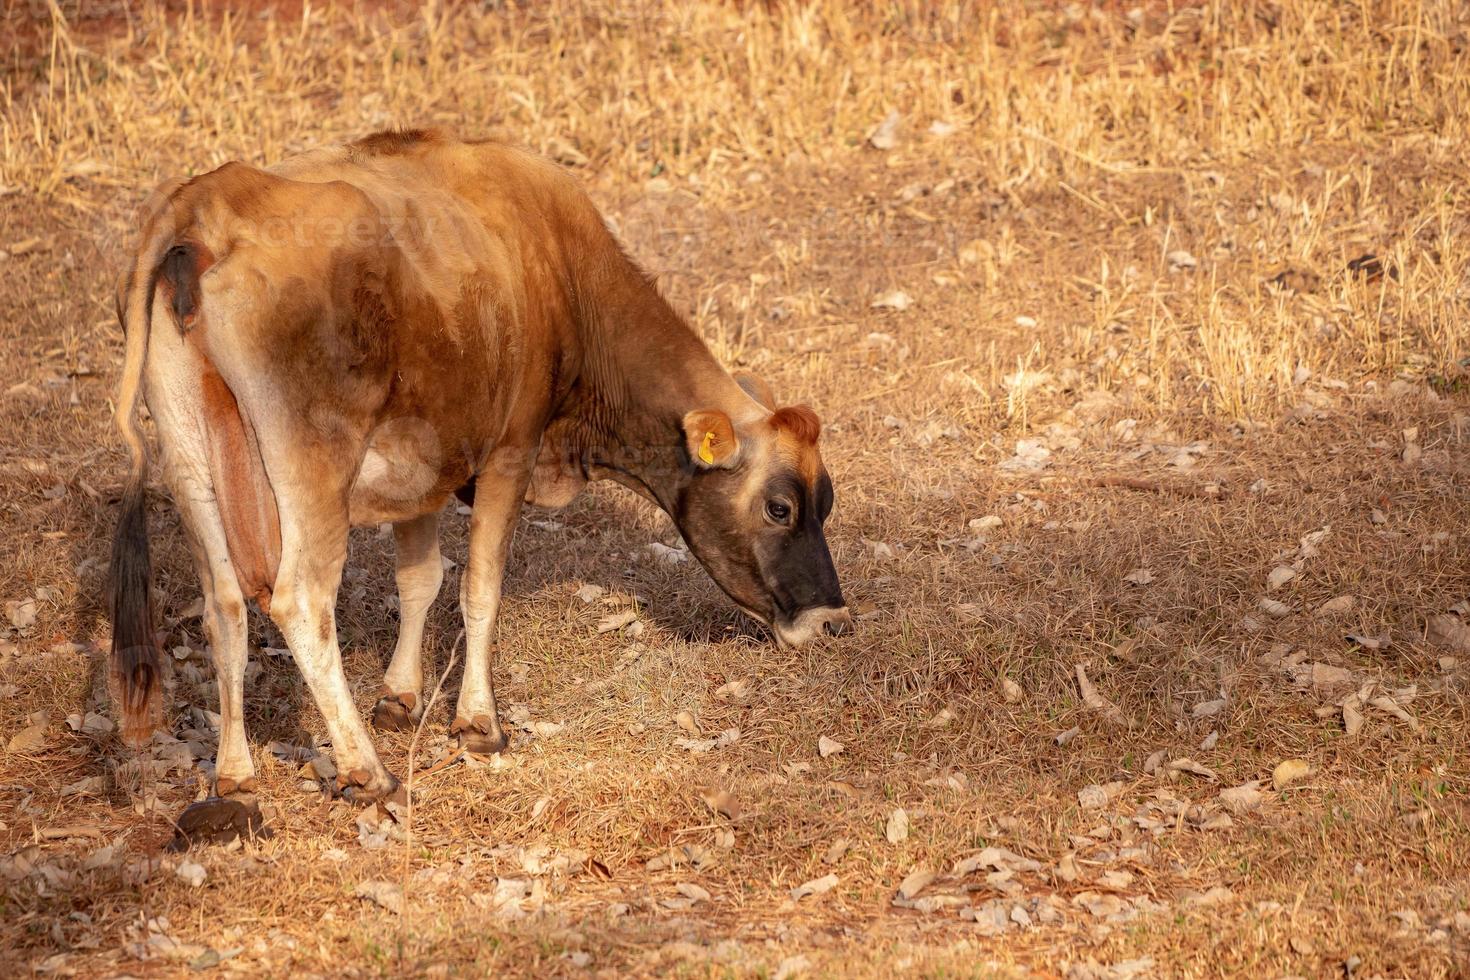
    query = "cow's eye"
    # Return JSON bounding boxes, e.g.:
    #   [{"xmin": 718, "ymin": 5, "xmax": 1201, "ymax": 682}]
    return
[{"xmin": 765, "ymin": 500, "xmax": 792, "ymax": 525}]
